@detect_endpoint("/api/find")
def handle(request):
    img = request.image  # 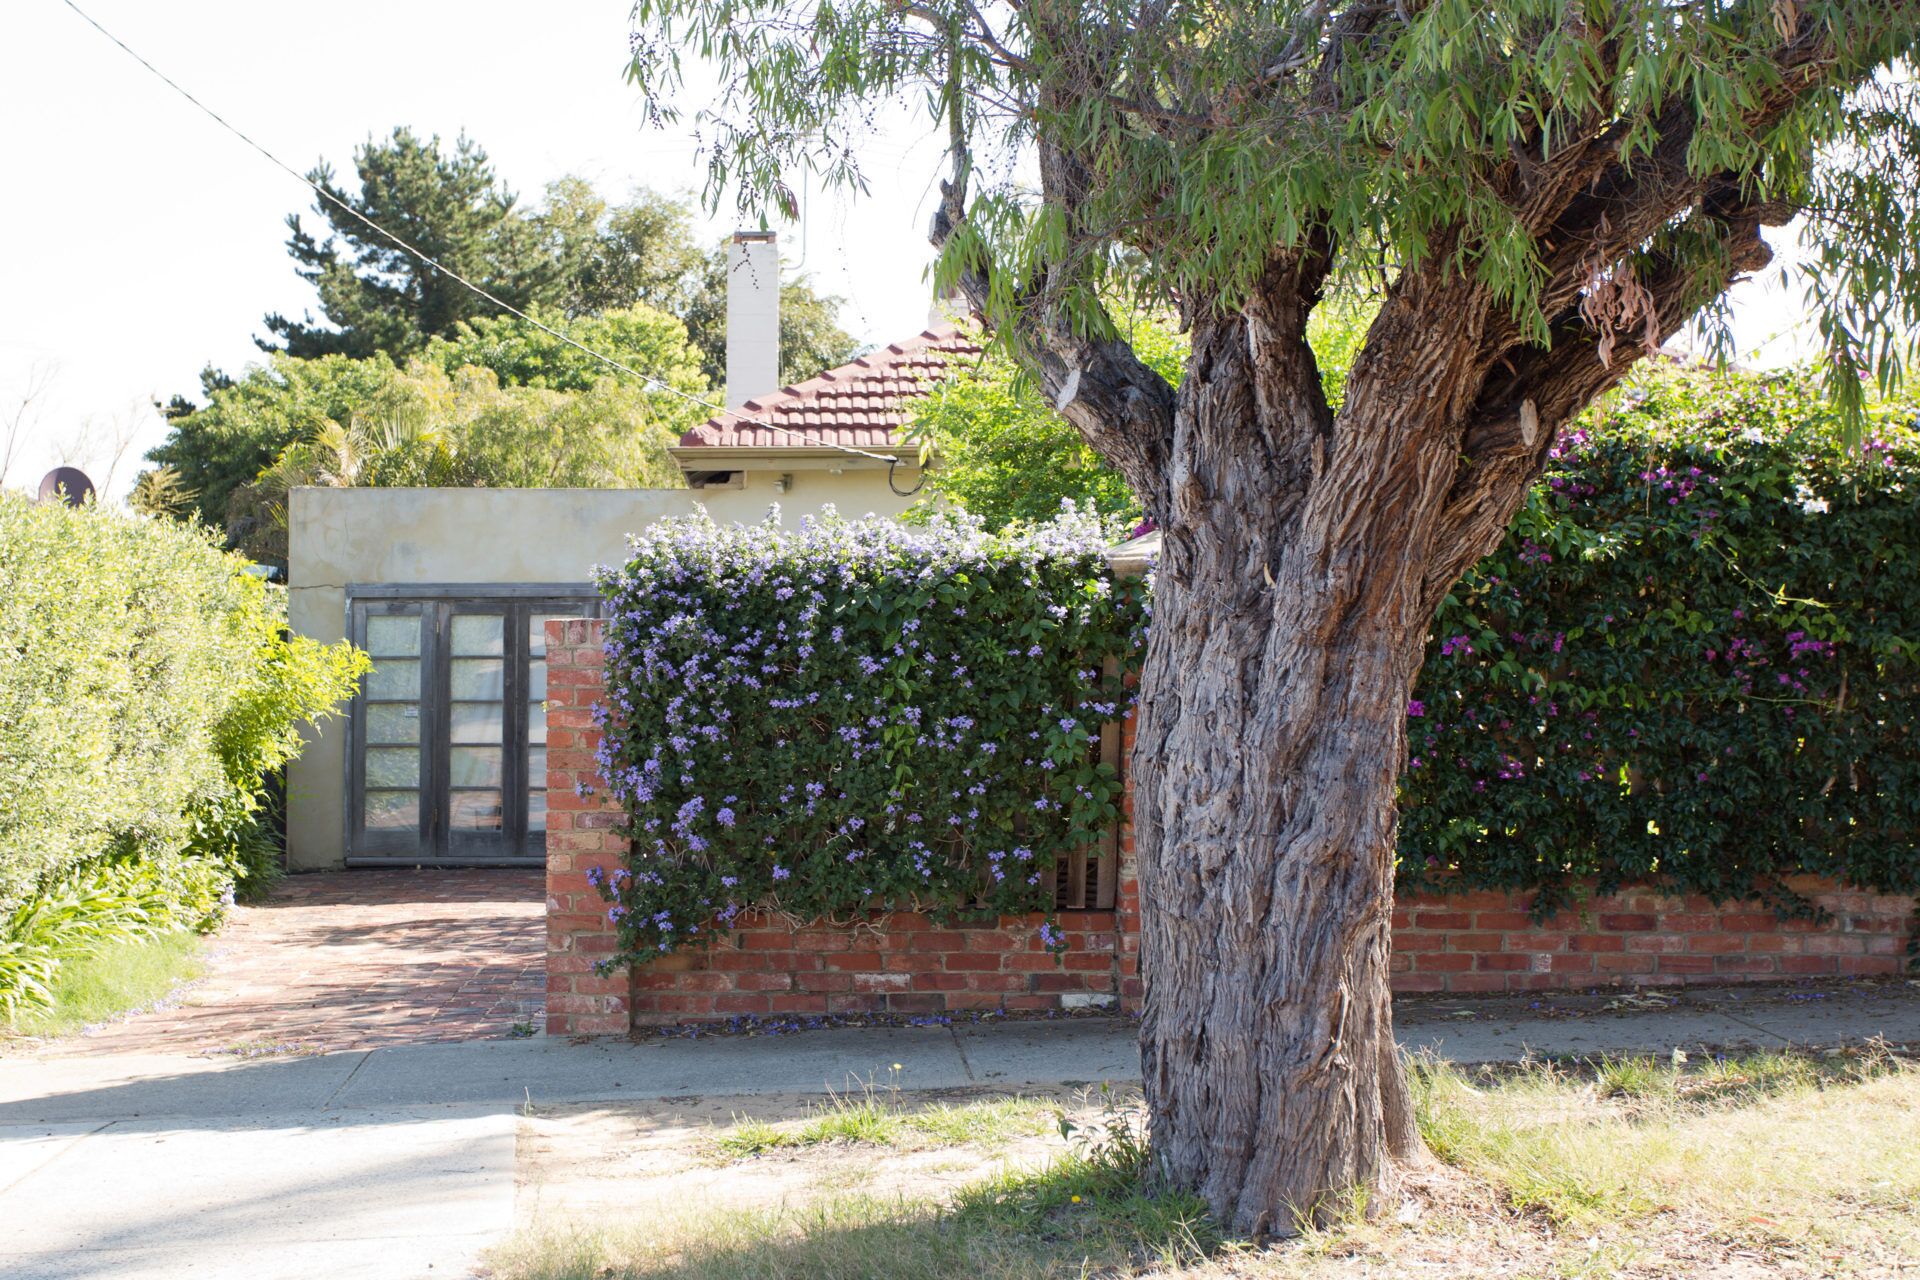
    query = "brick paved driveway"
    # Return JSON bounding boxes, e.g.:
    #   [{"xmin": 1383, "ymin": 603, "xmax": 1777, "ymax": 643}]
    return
[{"xmin": 52, "ymin": 869, "xmax": 545, "ymax": 1056}]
